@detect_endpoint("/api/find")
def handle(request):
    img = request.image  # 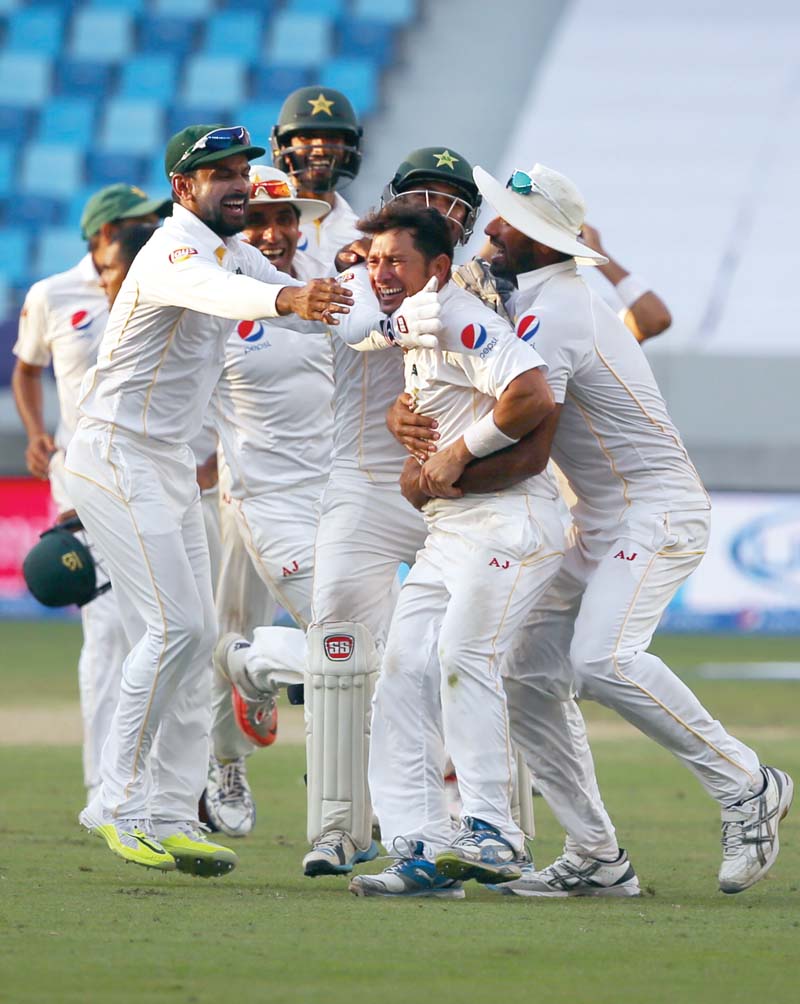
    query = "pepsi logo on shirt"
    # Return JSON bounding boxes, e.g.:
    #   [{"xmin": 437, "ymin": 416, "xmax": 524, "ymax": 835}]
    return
[
  {"xmin": 516, "ymin": 314, "xmax": 540, "ymax": 342},
  {"xmin": 237, "ymin": 320, "xmax": 265, "ymax": 343},
  {"xmin": 460, "ymin": 323, "xmax": 487, "ymax": 350},
  {"xmin": 70, "ymin": 310, "xmax": 93, "ymax": 332}
]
